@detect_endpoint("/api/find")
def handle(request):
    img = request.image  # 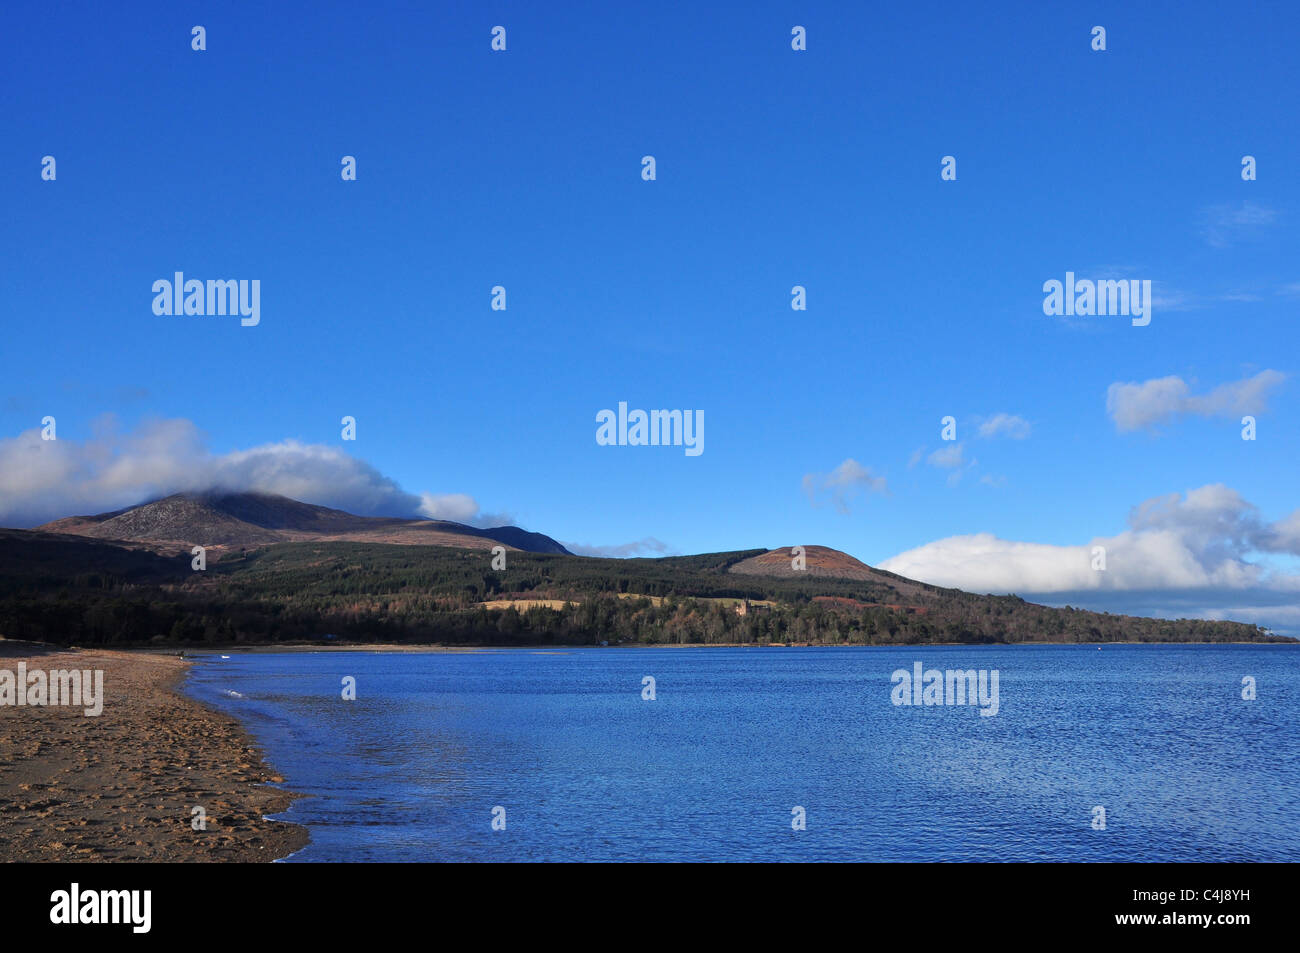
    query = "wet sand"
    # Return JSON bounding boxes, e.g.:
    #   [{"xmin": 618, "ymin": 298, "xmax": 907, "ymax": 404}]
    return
[{"xmin": 0, "ymin": 642, "xmax": 307, "ymax": 862}]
